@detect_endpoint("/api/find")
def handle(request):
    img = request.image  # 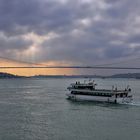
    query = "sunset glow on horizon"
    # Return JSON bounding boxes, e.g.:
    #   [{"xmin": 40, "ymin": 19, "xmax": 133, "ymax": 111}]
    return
[{"xmin": 0, "ymin": 60, "xmax": 77, "ymax": 76}]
